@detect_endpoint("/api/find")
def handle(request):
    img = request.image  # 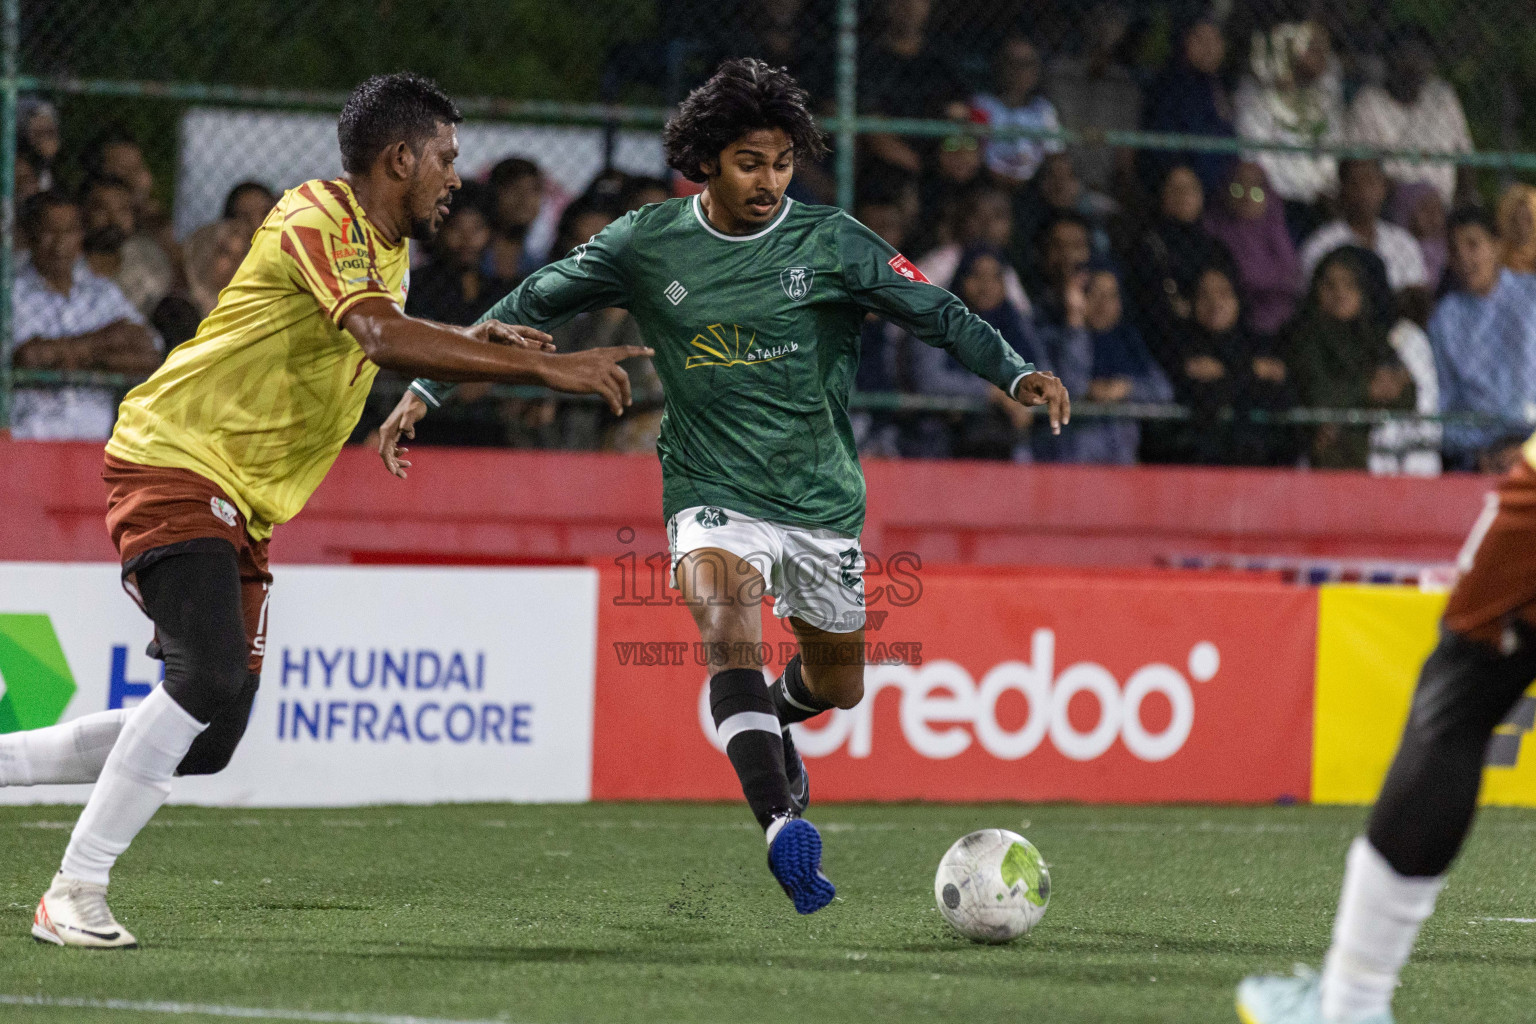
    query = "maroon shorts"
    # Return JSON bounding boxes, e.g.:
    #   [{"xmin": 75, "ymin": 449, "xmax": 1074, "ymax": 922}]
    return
[
  {"xmin": 1444, "ymin": 461, "xmax": 1536, "ymax": 644},
  {"xmin": 103, "ymin": 454, "xmax": 272, "ymax": 672}
]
